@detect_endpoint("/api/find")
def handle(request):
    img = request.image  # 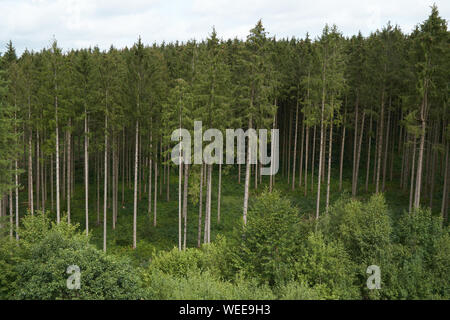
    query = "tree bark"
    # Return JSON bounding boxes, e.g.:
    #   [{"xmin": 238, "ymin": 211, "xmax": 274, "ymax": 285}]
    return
[
  {"xmin": 243, "ymin": 117, "xmax": 252, "ymax": 225},
  {"xmin": 198, "ymin": 163, "xmax": 203, "ymax": 247},
  {"xmin": 103, "ymin": 114, "xmax": 108, "ymax": 252},
  {"xmin": 292, "ymin": 97, "xmax": 299, "ymax": 190},
  {"xmin": 326, "ymin": 120, "xmax": 333, "ymax": 212},
  {"xmin": 85, "ymin": 111, "xmax": 89, "ymax": 236},
  {"xmin": 183, "ymin": 164, "xmax": 189, "ymax": 250},
  {"xmin": 133, "ymin": 121, "xmax": 139, "ymax": 249},
  {"xmin": 339, "ymin": 124, "xmax": 346, "ymax": 191},
  {"xmin": 217, "ymin": 163, "xmax": 222, "ymax": 223}
]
